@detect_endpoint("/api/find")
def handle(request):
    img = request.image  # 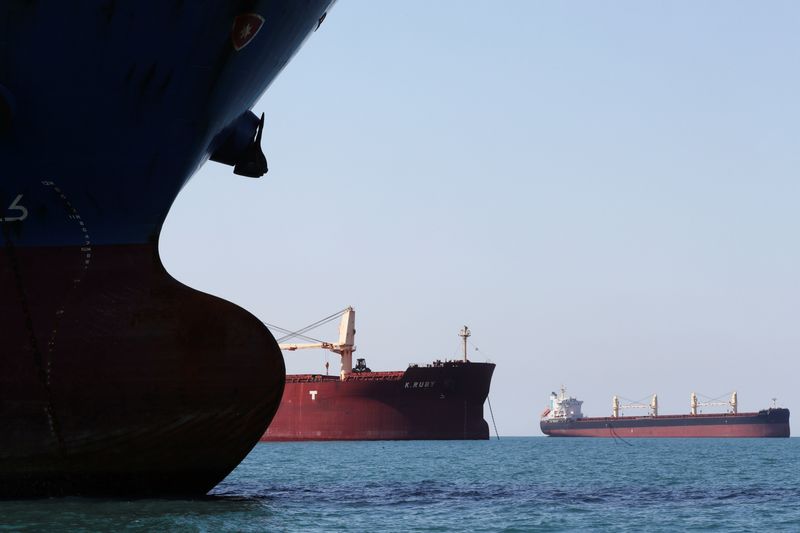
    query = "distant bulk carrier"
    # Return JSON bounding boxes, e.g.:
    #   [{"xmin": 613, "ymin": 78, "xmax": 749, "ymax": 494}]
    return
[
  {"xmin": 540, "ymin": 387, "xmax": 790, "ymax": 438},
  {"xmin": 262, "ymin": 308, "xmax": 496, "ymax": 441}
]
